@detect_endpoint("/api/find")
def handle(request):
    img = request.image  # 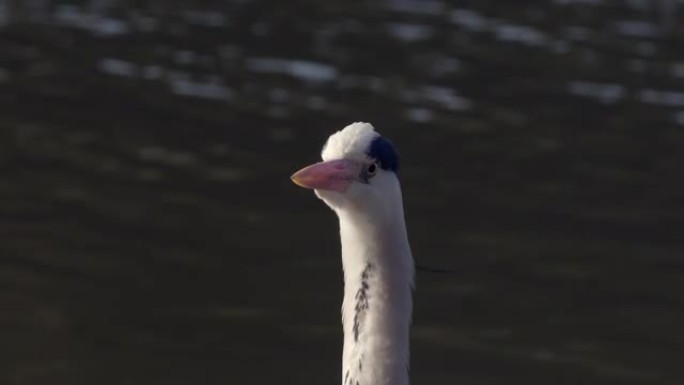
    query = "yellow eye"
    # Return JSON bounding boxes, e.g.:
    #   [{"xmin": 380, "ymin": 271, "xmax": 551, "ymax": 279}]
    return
[{"xmin": 367, "ymin": 162, "xmax": 378, "ymax": 177}]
